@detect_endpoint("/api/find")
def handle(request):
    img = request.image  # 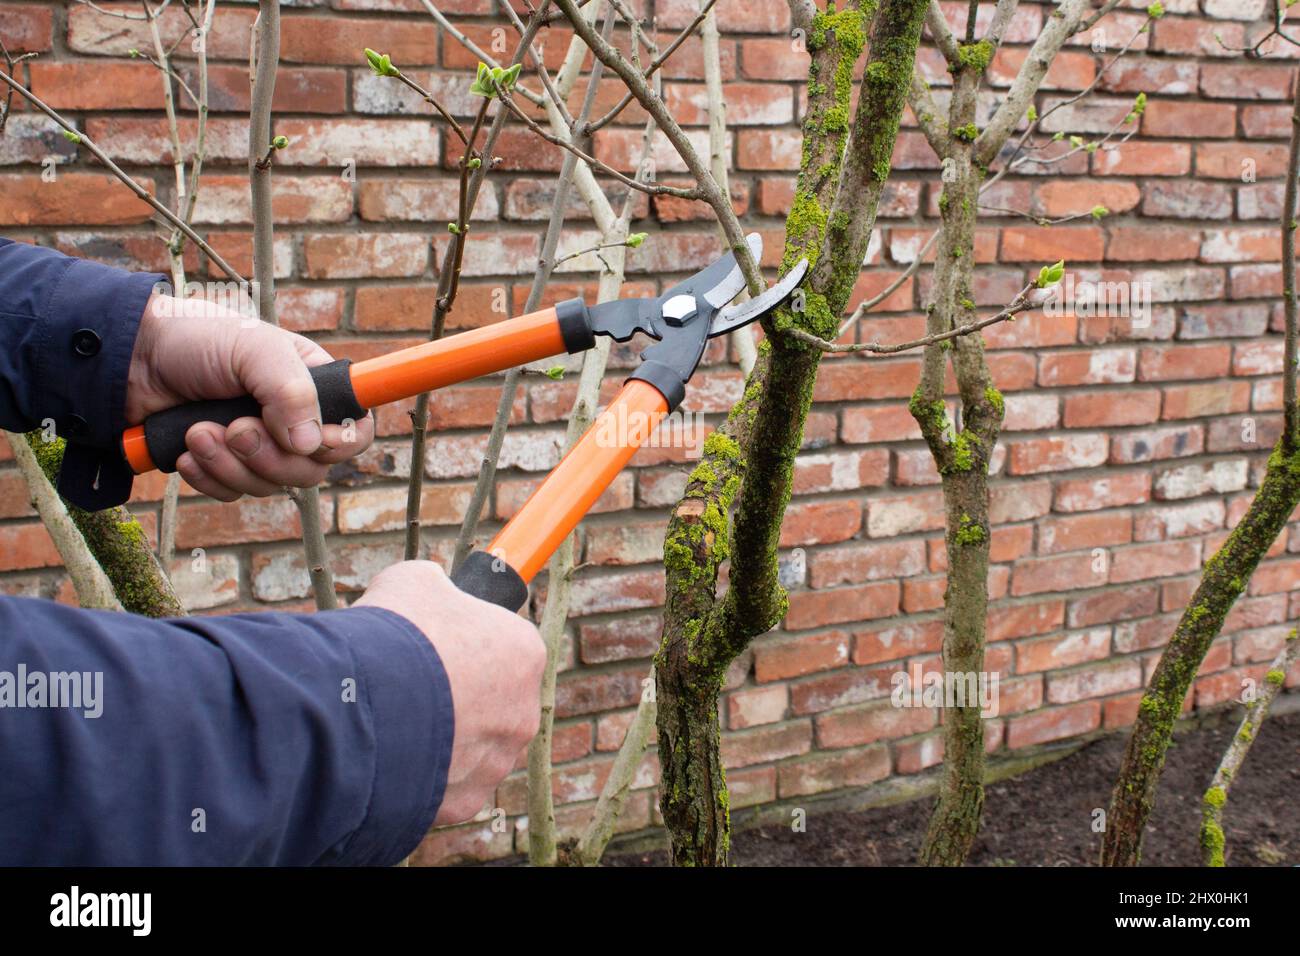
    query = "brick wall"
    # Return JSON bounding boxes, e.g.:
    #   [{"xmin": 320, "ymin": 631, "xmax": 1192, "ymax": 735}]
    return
[{"xmin": 1, "ymin": 0, "xmax": 1298, "ymax": 864}]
